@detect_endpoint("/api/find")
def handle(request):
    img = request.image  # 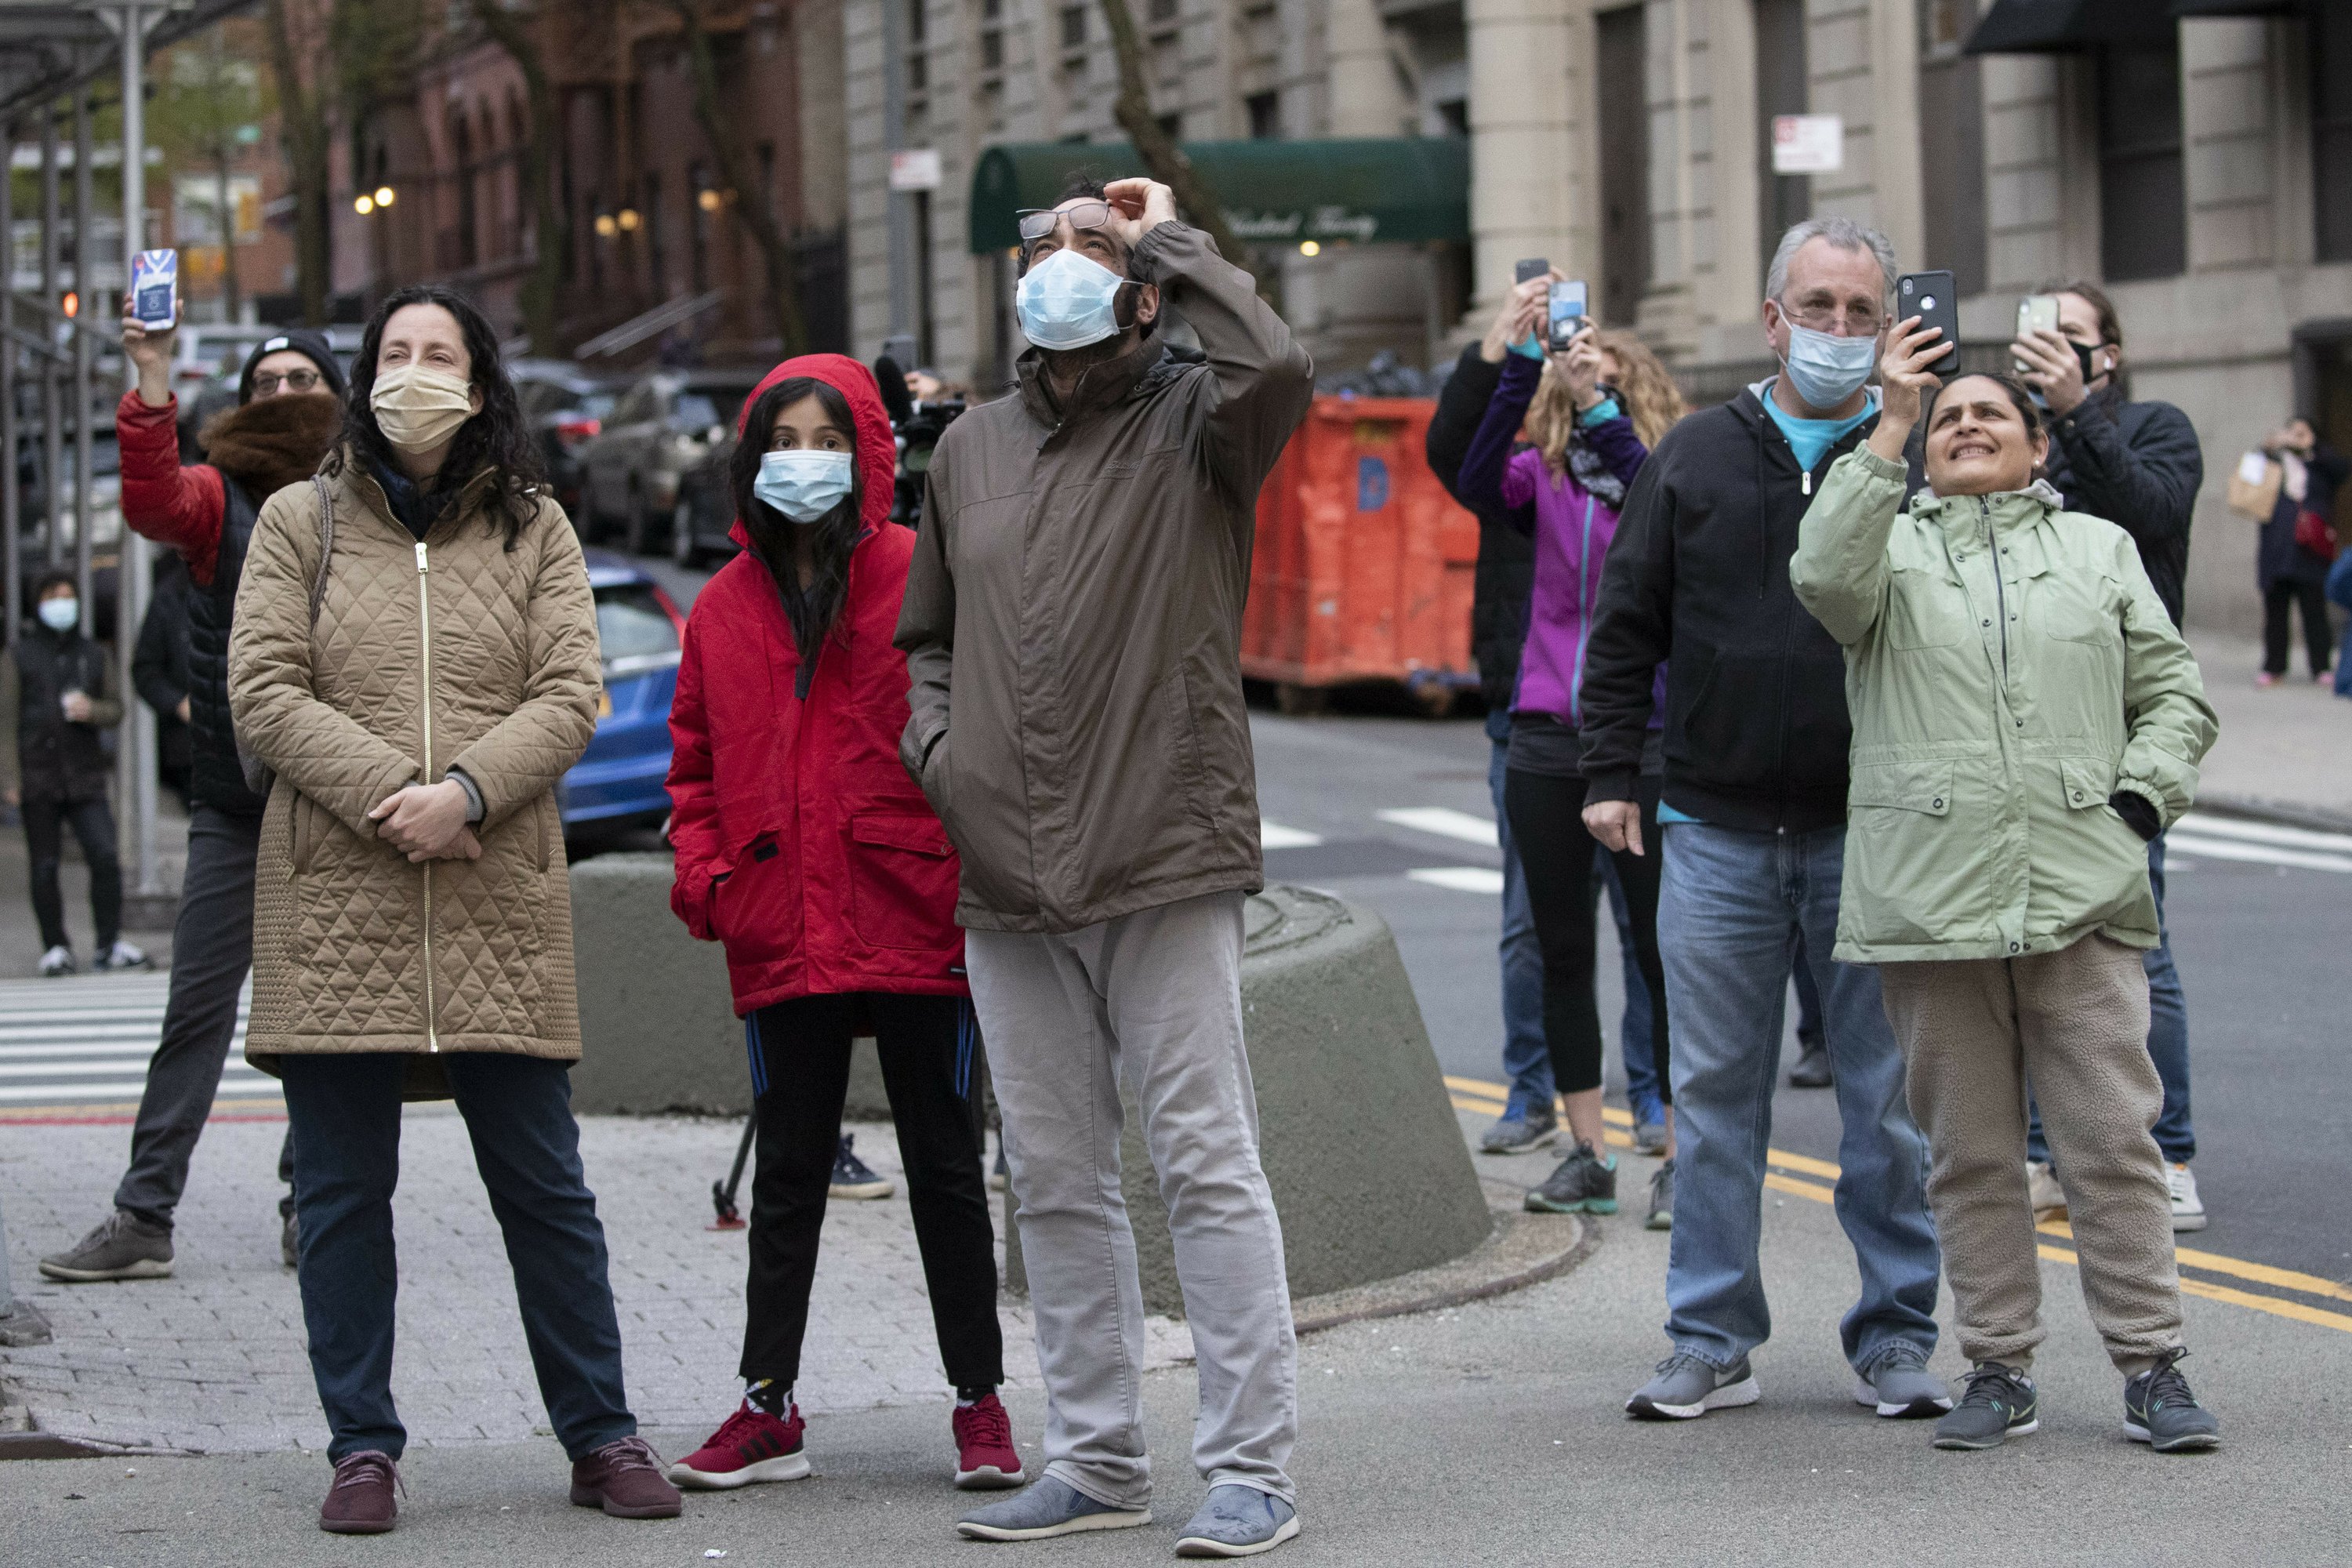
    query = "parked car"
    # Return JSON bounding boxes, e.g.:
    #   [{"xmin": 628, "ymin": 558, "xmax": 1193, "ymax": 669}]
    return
[
  {"xmin": 577, "ymin": 367, "xmax": 763, "ymax": 554},
  {"xmin": 667, "ymin": 429, "xmax": 742, "ymax": 568},
  {"xmin": 510, "ymin": 358, "xmax": 626, "ymax": 525},
  {"xmin": 559, "ymin": 546, "xmax": 685, "ymax": 832}
]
